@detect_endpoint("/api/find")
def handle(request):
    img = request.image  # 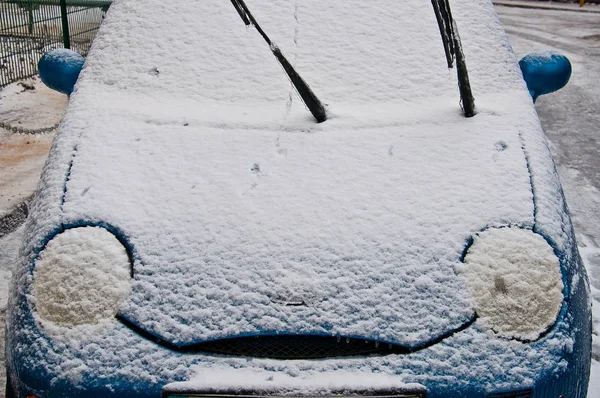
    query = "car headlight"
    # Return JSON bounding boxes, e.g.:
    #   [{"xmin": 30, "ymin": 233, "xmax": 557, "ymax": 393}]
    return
[
  {"xmin": 31, "ymin": 226, "xmax": 132, "ymax": 327},
  {"xmin": 461, "ymin": 227, "xmax": 564, "ymax": 341}
]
